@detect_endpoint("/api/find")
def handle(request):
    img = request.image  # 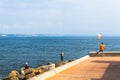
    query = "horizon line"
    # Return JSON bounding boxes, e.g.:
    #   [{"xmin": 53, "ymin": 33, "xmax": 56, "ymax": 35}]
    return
[{"xmin": 0, "ymin": 34, "xmax": 120, "ymax": 37}]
